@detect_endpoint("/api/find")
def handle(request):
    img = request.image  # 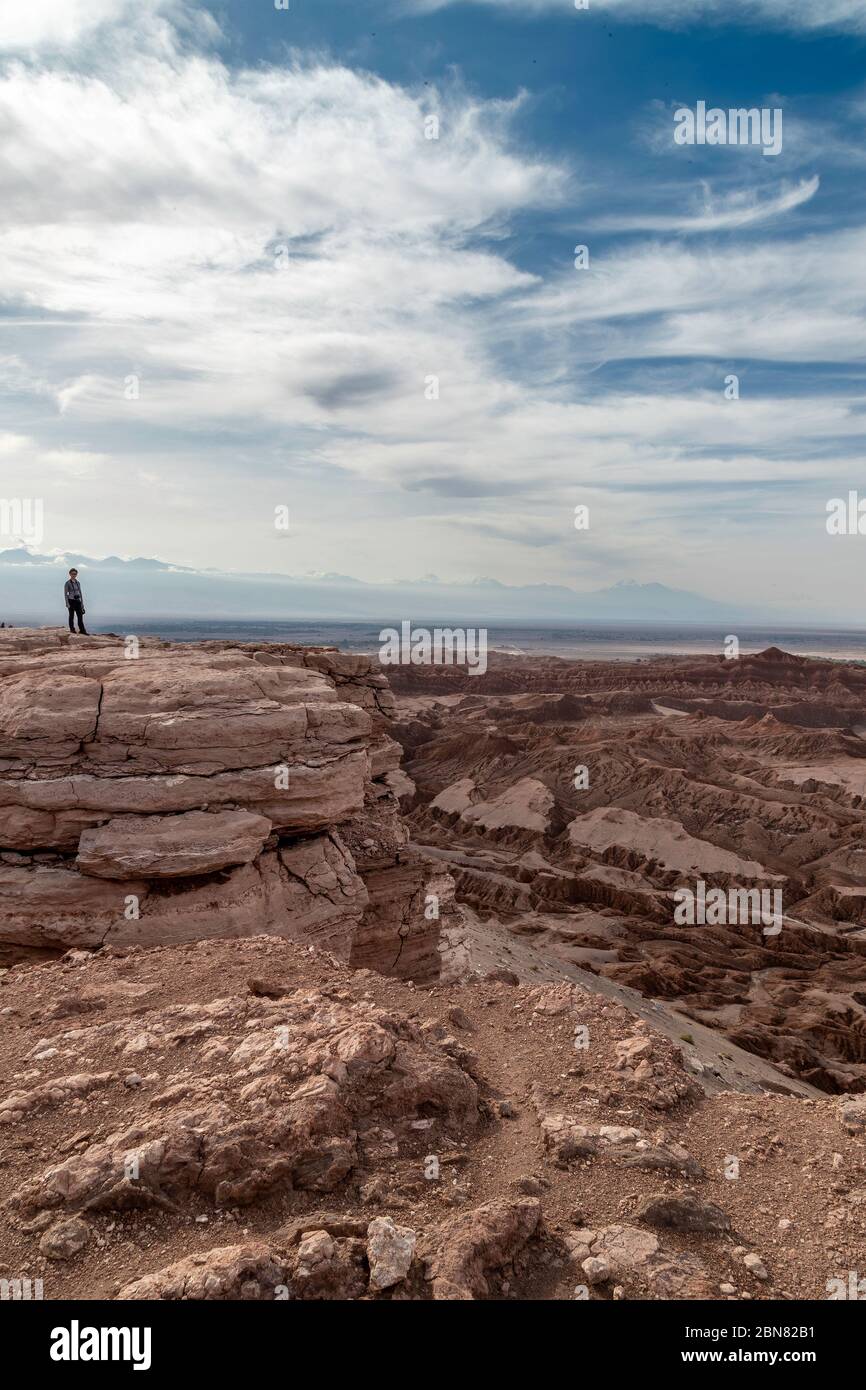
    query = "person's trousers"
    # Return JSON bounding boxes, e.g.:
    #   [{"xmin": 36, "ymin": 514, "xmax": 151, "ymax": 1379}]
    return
[{"xmin": 67, "ymin": 601, "xmax": 87, "ymax": 633}]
